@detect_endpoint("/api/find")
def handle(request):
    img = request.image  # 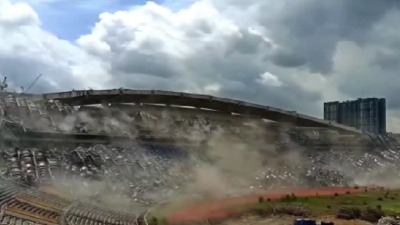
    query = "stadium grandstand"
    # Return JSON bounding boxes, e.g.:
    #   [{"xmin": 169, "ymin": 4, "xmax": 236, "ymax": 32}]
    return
[{"xmin": 1, "ymin": 88, "xmax": 400, "ymax": 225}]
